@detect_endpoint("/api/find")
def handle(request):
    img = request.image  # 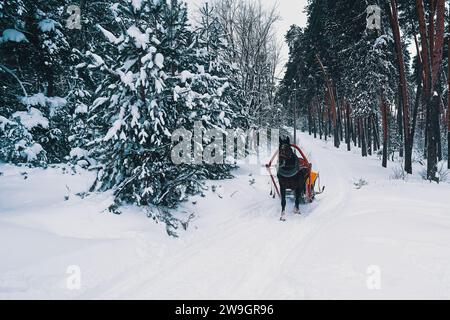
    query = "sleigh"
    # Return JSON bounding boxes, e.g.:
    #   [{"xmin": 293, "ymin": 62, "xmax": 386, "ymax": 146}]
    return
[{"xmin": 265, "ymin": 144, "xmax": 324, "ymax": 202}]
